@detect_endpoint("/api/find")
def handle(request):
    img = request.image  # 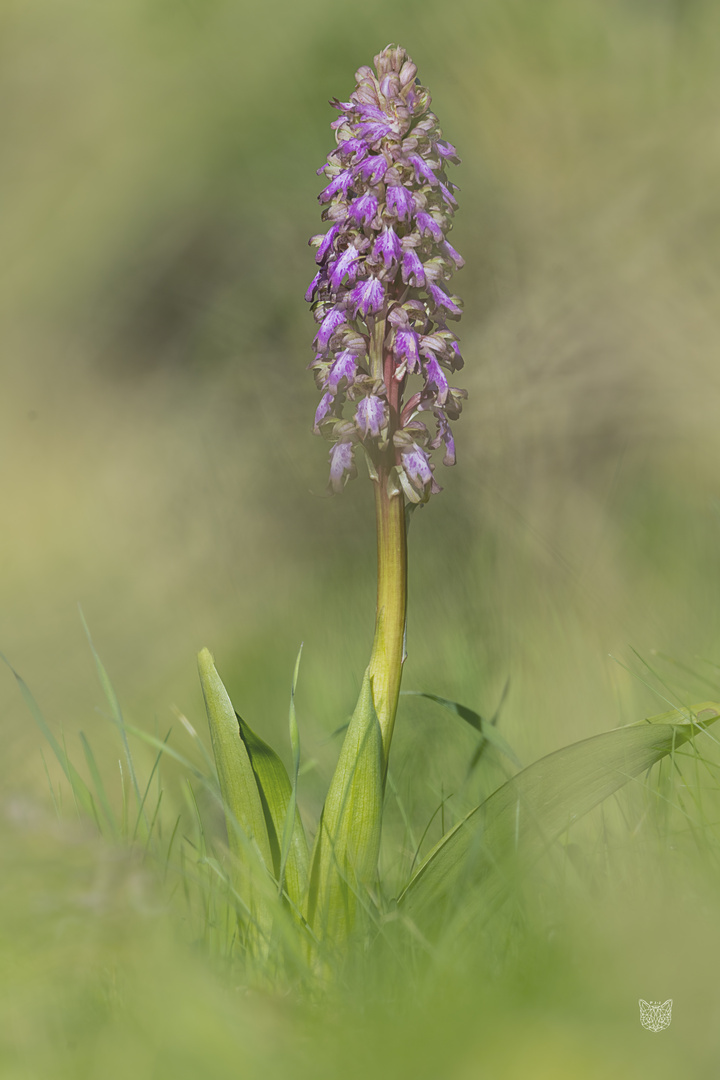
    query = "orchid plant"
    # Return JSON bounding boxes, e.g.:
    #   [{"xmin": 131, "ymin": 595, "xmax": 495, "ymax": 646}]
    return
[{"xmin": 194, "ymin": 45, "xmax": 720, "ymax": 963}]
